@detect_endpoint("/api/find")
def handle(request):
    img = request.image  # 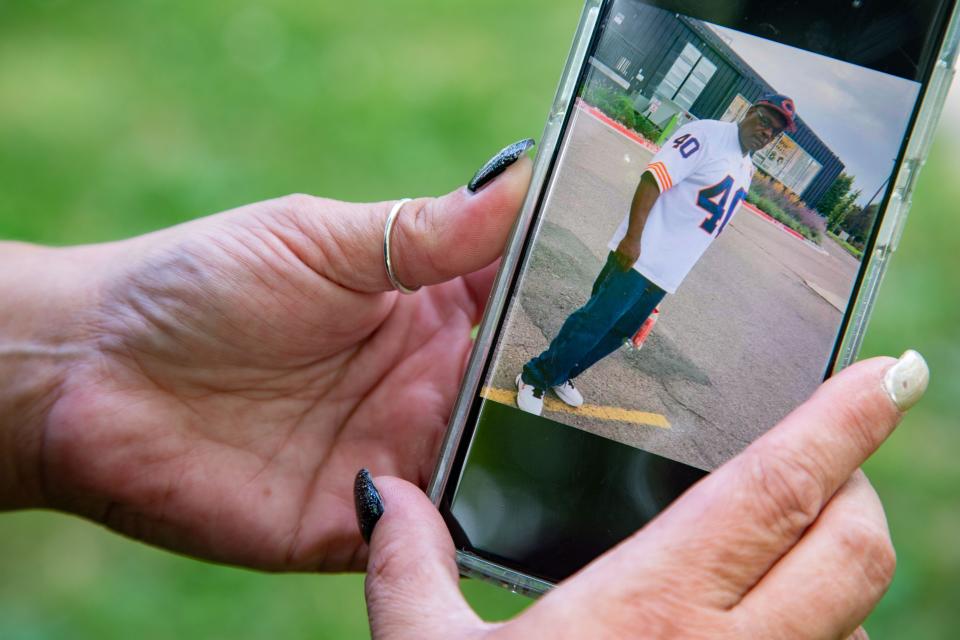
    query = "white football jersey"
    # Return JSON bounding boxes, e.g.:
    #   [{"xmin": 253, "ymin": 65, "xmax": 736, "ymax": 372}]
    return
[{"xmin": 608, "ymin": 120, "xmax": 755, "ymax": 294}]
